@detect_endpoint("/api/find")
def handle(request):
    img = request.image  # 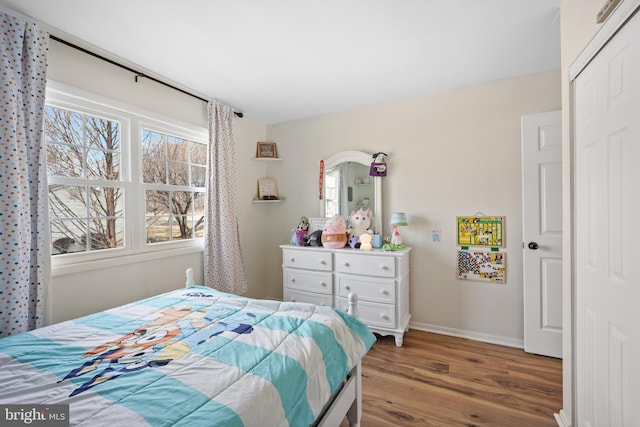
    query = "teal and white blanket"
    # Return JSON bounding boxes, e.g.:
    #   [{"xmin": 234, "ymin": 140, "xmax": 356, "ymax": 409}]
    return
[{"xmin": 0, "ymin": 286, "xmax": 375, "ymax": 426}]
